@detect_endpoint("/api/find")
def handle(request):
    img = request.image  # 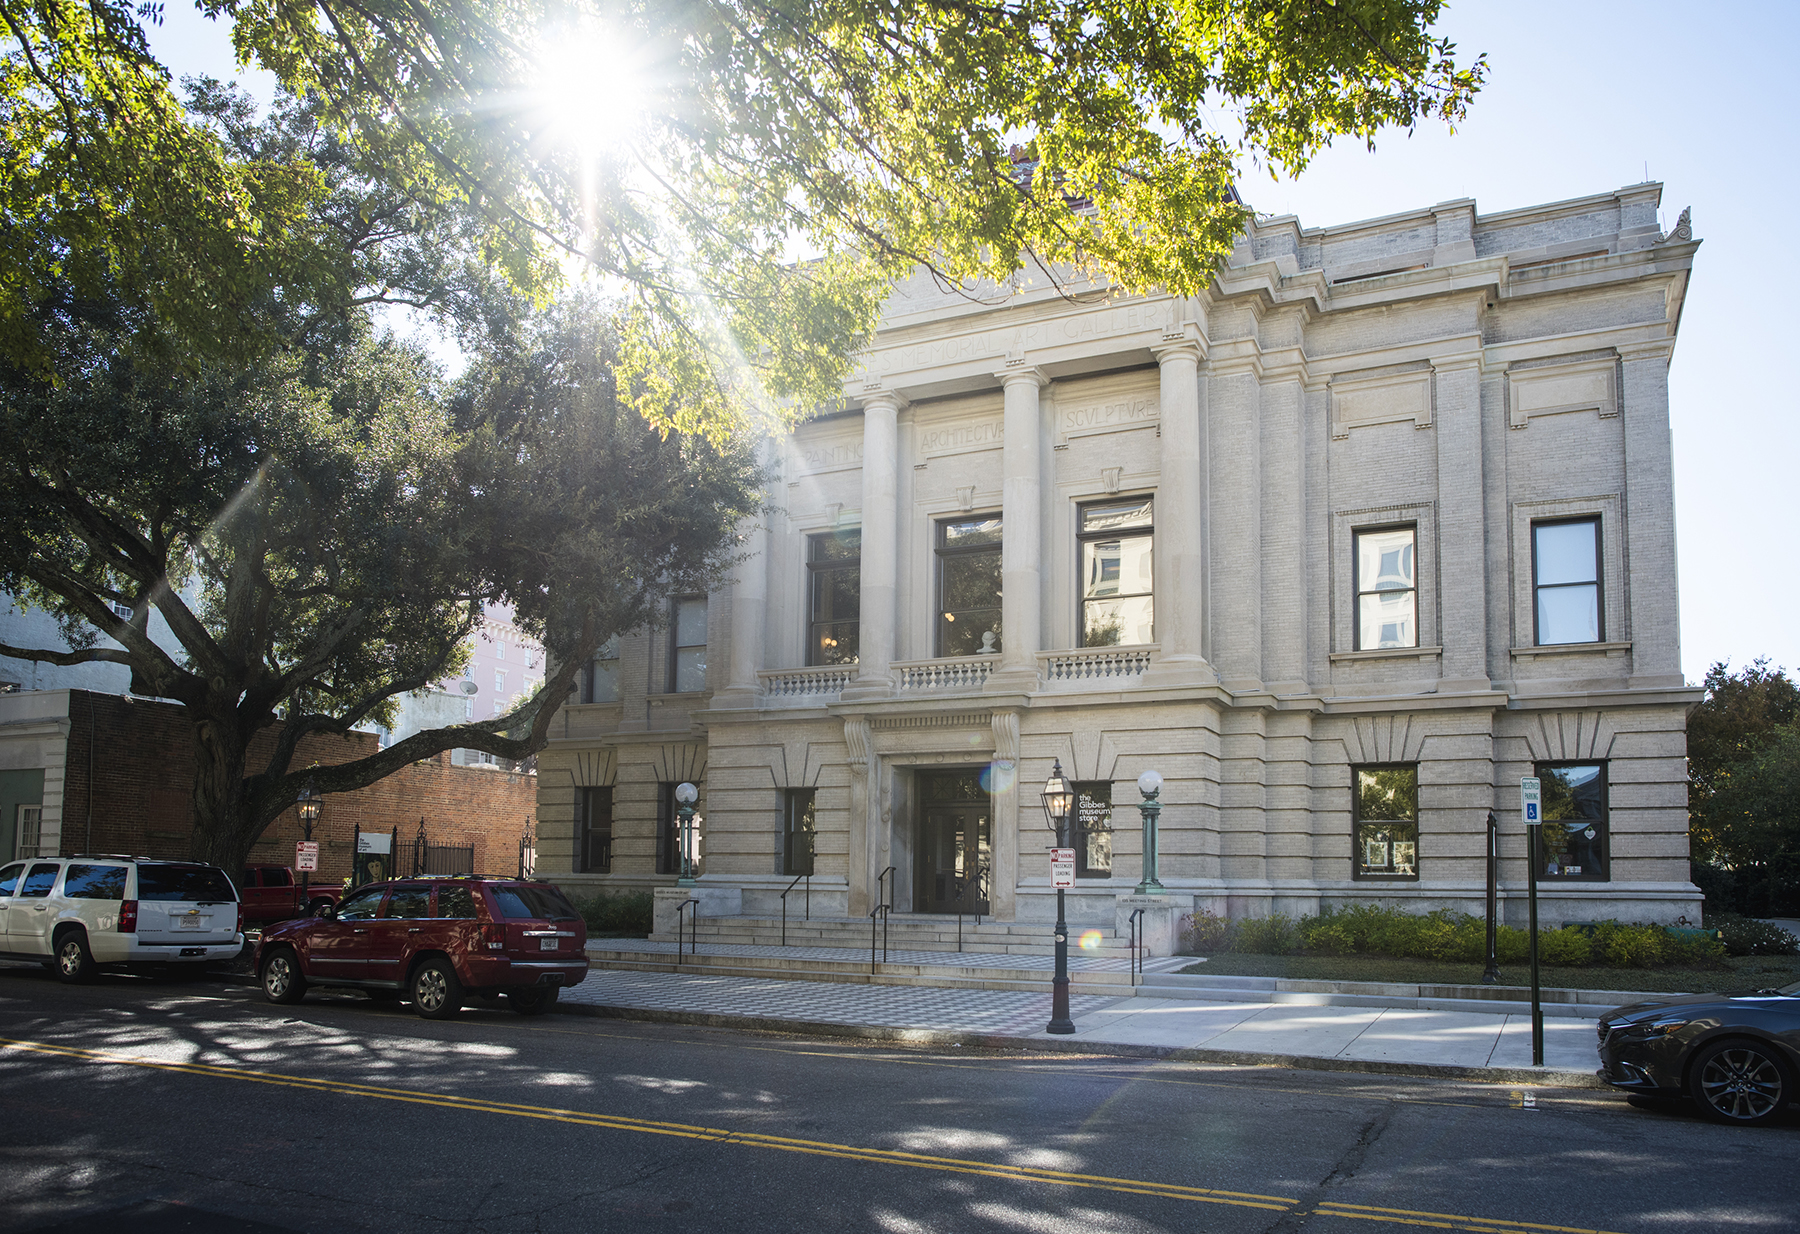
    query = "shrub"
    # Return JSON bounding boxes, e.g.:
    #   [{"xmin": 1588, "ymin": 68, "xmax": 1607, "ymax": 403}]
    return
[
  {"xmin": 1708, "ymin": 913, "xmax": 1800, "ymax": 956},
  {"xmin": 1300, "ymin": 918, "xmax": 1357, "ymax": 956},
  {"xmin": 1233, "ymin": 914, "xmax": 1301, "ymax": 955},
  {"xmin": 1186, "ymin": 909, "xmax": 1233, "ymax": 954},
  {"xmin": 1590, "ymin": 920, "xmax": 1665, "ymax": 969},
  {"xmin": 573, "ymin": 889, "xmax": 654, "ymax": 937},
  {"xmin": 1537, "ymin": 927, "xmax": 1592, "ymax": 966}
]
